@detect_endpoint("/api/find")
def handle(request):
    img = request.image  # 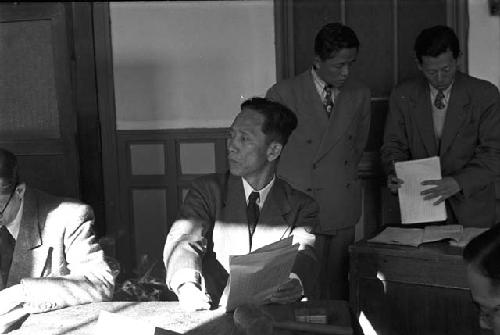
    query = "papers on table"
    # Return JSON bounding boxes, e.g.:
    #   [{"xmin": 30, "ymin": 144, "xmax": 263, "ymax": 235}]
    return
[
  {"xmin": 225, "ymin": 236, "xmax": 299, "ymax": 311},
  {"xmin": 395, "ymin": 156, "xmax": 447, "ymax": 224},
  {"xmin": 96, "ymin": 311, "xmax": 179, "ymax": 335},
  {"xmin": 368, "ymin": 225, "xmax": 488, "ymax": 248}
]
